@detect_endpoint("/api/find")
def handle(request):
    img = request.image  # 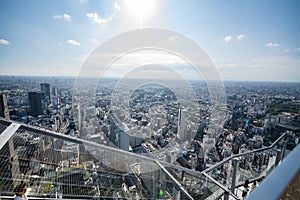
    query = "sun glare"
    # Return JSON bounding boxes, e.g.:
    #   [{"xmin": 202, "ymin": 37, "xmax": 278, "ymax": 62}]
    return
[{"xmin": 124, "ymin": 0, "xmax": 156, "ymax": 19}]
